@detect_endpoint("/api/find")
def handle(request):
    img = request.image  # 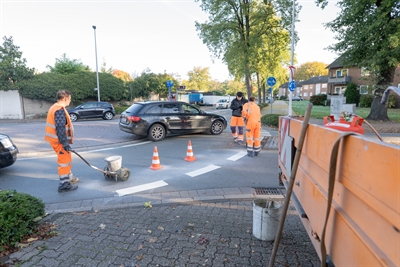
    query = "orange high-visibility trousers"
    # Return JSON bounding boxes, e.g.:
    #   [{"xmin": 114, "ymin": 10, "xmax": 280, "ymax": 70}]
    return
[
  {"xmin": 50, "ymin": 142, "xmax": 72, "ymax": 184},
  {"xmin": 245, "ymin": 122, "xmax": 261, "ymax": 154},
  {"xmin": 230, "ymin": 116, "xmax": 245, "ymax": 141}
]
